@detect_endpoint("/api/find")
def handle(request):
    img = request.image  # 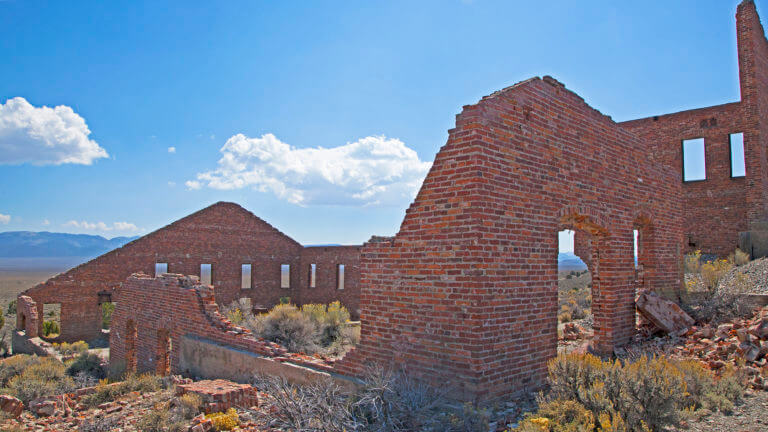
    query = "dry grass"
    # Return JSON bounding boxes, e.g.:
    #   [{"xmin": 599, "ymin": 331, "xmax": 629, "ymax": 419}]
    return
[{"xmin": 558, "ymin": 270, "xmax": 591, "ymax": 324}]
